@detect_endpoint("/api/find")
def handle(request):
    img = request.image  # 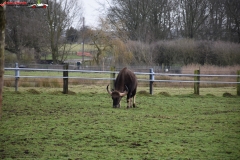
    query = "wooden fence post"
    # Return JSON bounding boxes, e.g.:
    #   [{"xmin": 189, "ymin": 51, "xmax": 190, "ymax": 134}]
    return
[
  {"xmin": 237, "ymin": 70, "xmax": 240, "ymax": 96},
  {"xmin": 194, "ymin": 70, "xmax": 200, "ymax": 95},
  {"xmin": 110, "ymin": 66, "xmax": 115, "ymax": 90},
  {"xmin": 15, "ymin": 63, "xmax": 19, "ymax": 92},
  {"xmin": 63, "ymin": 63, "xmax": 69, "ymax": 94},
  {"xmin": 150, "ymin": 68, "xmax": 155, "ymax": 95}
]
